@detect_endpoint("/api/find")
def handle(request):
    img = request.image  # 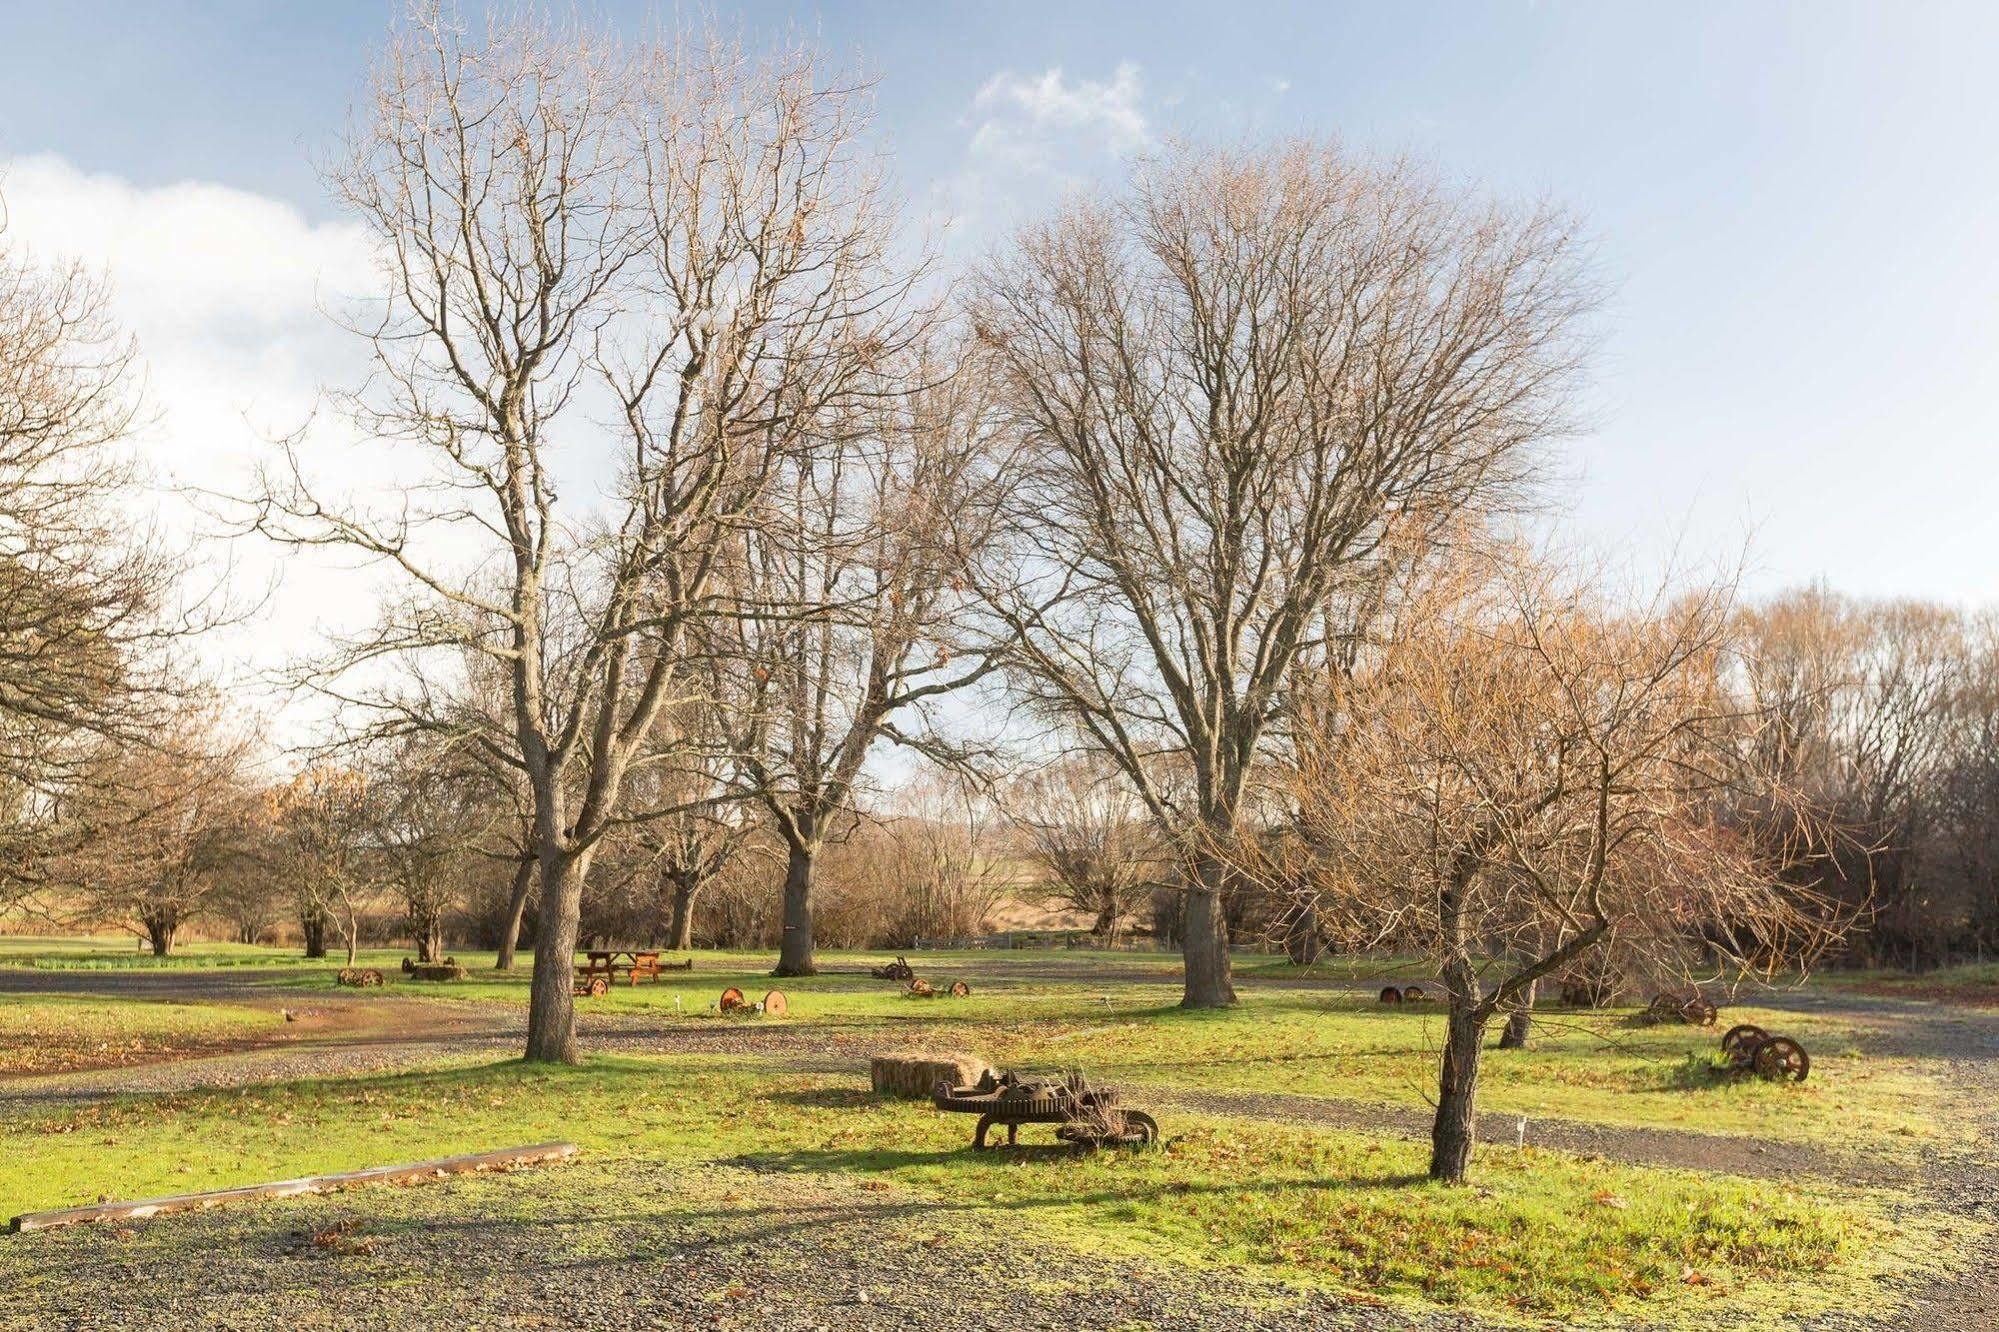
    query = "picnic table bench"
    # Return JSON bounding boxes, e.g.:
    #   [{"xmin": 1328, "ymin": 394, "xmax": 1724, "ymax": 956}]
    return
[{"xmin": 573, "ymin": 949, "xmax": 692, "ymax": 996}]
